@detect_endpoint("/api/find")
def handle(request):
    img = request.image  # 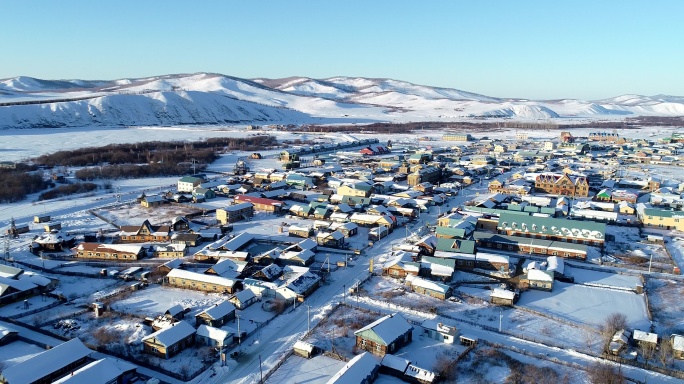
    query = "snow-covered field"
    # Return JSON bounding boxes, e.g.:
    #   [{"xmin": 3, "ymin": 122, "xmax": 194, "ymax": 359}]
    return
[
  {"xmin": 110, "ymin": 285, "xmax": 226, "ymax": 318},
  {"xmin": 517, "ymin": 282, "xmax": 650, "ymax": 330}
]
